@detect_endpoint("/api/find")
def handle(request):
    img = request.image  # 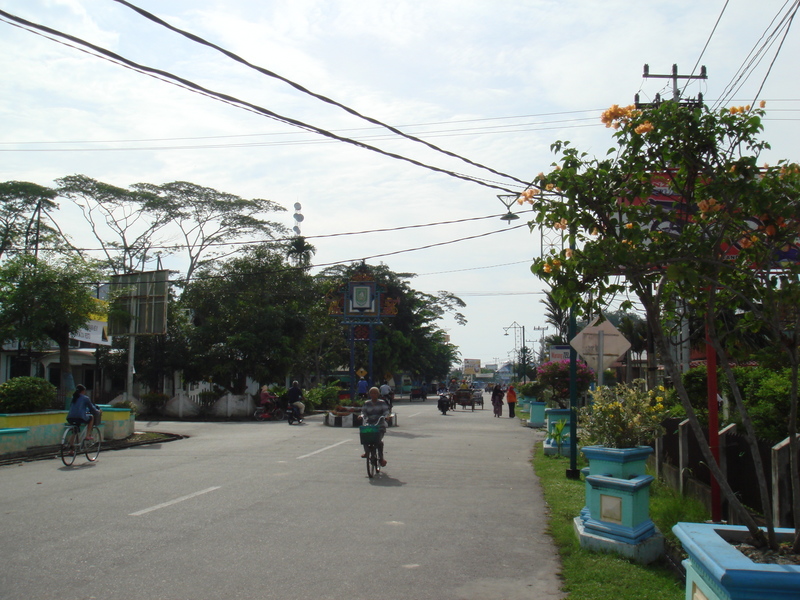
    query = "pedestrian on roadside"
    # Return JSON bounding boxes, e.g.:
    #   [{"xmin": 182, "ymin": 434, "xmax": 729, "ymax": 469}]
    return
[
  {"xmin": 491, "ymin": 384, "xmax": 504, "ymax": 417},
  {"xmin": 506, "ymin": 384, "xmax": 517, "ymax": 418}
]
